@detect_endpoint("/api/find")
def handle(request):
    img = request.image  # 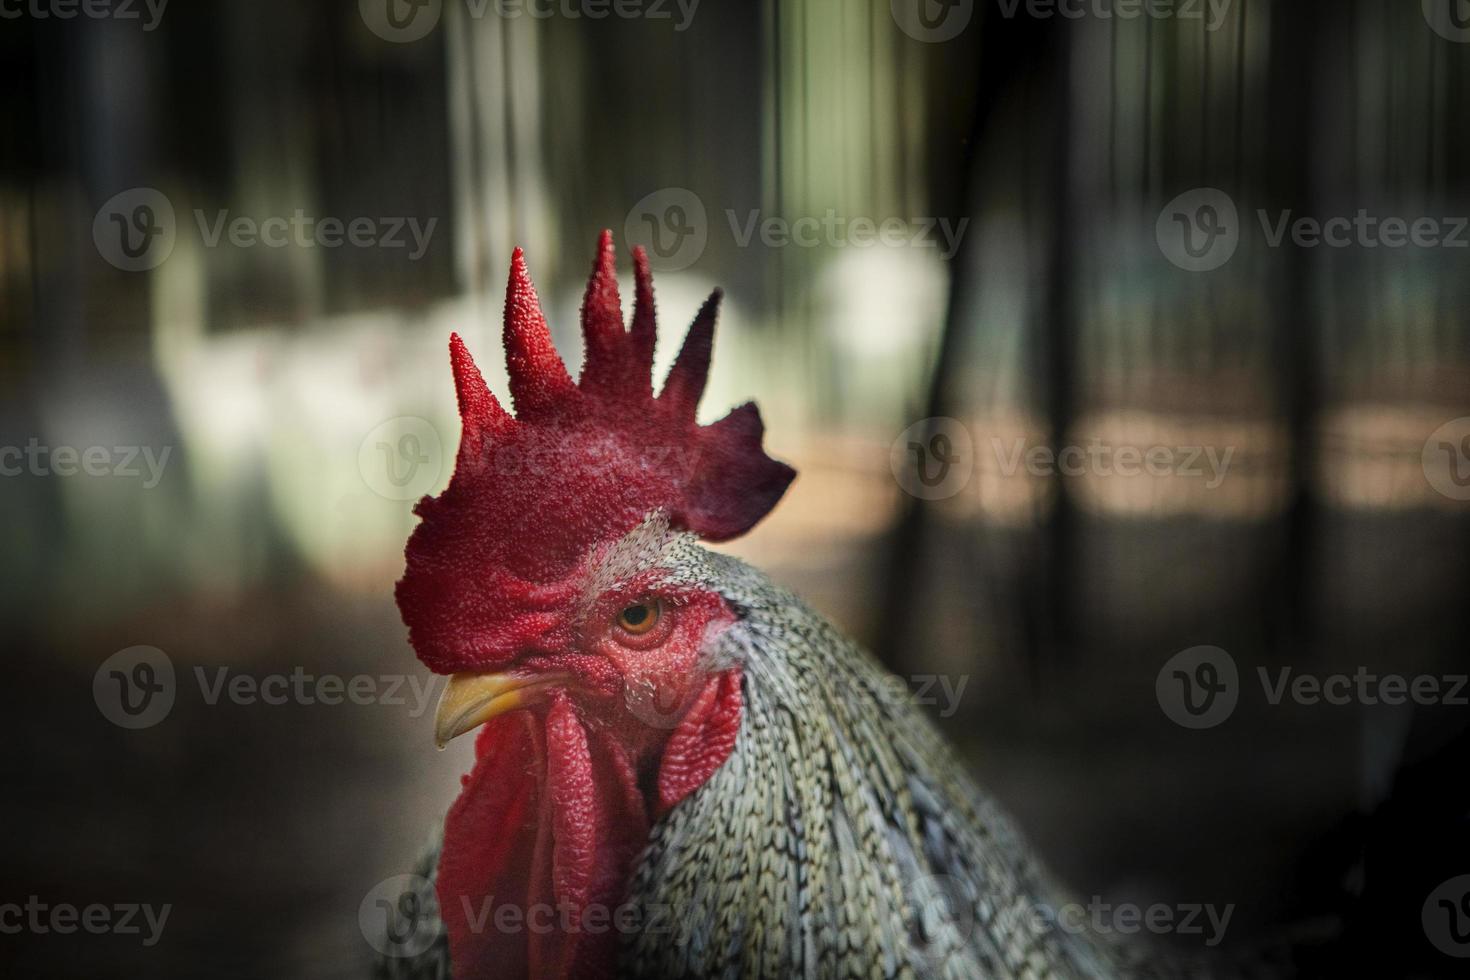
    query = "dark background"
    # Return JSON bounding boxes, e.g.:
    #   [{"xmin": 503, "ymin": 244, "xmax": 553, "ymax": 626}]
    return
[{"xmin": 2, "ymin": 1, "xmax": 1469, "ymax": 977}]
